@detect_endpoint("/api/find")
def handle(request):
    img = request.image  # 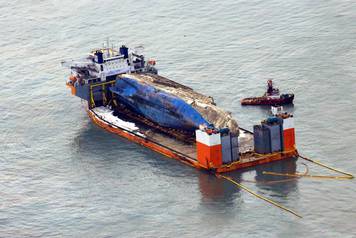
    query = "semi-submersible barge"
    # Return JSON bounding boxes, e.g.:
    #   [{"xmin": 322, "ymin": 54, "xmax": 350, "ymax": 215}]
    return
[{"xmin": 62, "ymin": 43, "xmax": 298, "ymax": 173}]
